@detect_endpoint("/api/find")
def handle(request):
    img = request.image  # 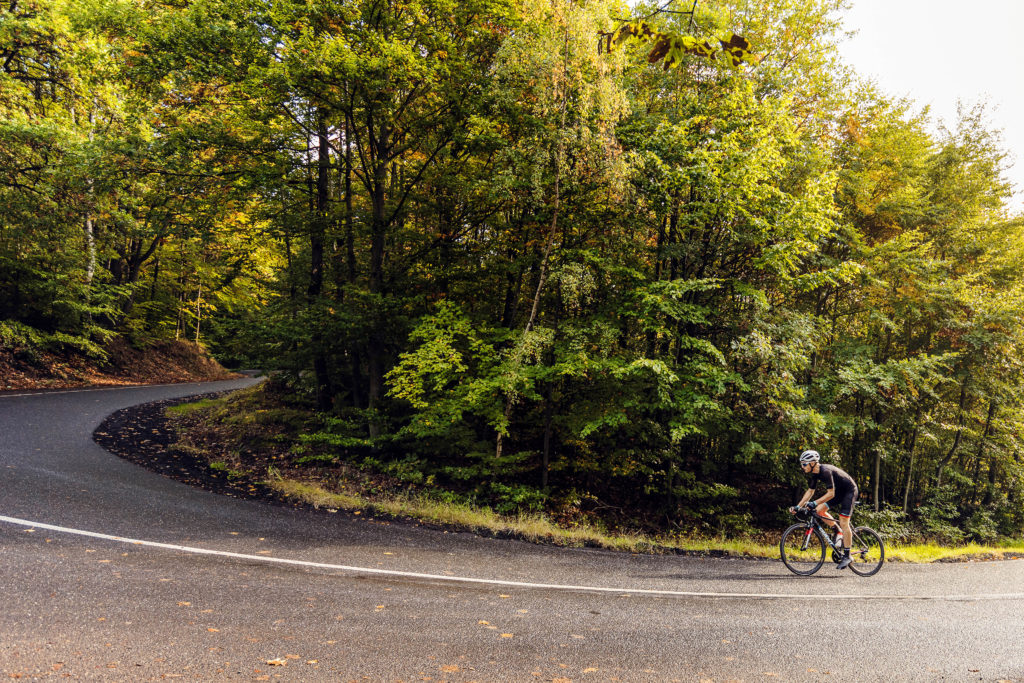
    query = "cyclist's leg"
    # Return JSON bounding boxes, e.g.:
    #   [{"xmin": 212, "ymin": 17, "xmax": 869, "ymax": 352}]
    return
[
  {"xmin": 812, "ymin": 500, "xmax": 839, "ymax": 531},
  {"xmin": 837, "ymin": 513, "xmax": 852, "ymax": 547},
  {"xmin": 836, "ymin": 490, "xmax": 857, "ymax": 549},
  {"xmin": 819, "ymin": 509, "xmax": 839, "ymax": 531}
]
